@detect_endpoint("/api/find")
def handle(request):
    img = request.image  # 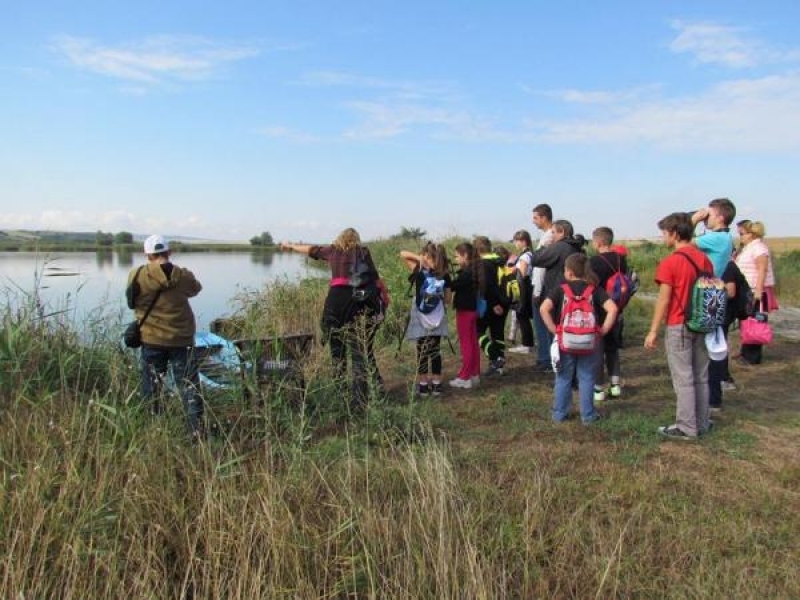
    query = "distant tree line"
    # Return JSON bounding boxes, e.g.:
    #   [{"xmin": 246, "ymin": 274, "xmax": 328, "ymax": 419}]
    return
[
  {"xmin": 390, "ymin": 226, "xmax": 426, "ymax": 240},
  {"xmin": 96, "ymin": 231, "xmax": 134, "ymax": 246},
  {"xmin": 249, "ymin": 231, "xmax": 274, "ymax": 247}
]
